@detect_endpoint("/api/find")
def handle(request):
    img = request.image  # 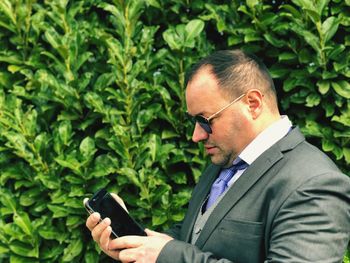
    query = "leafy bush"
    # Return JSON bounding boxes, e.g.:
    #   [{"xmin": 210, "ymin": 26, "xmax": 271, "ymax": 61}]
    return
[{"xmin": 0, "ymin": 0, "xmax": 348, "ymax": 262}]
